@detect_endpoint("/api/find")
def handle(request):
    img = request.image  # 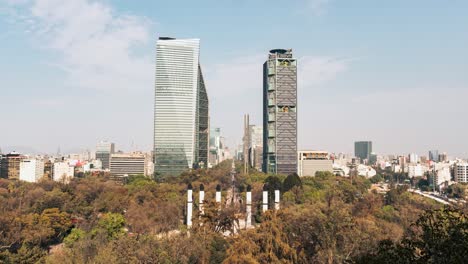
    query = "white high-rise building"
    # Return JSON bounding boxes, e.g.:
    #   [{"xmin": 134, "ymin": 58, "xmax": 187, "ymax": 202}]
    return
[
  {"xmin": 454, "ymin": 163, "xmax": 468, "ymax": 183},
  {"xmin": 53, "ymin": 162, "xmax": 74, "ymax": 183},
  {"xmin": 154, "ymin": 37, "xmax": 209, "ymax": 177},
  {"xmin": 19, "ymin": 159, "xmax": 44, "ymax": 183}
]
